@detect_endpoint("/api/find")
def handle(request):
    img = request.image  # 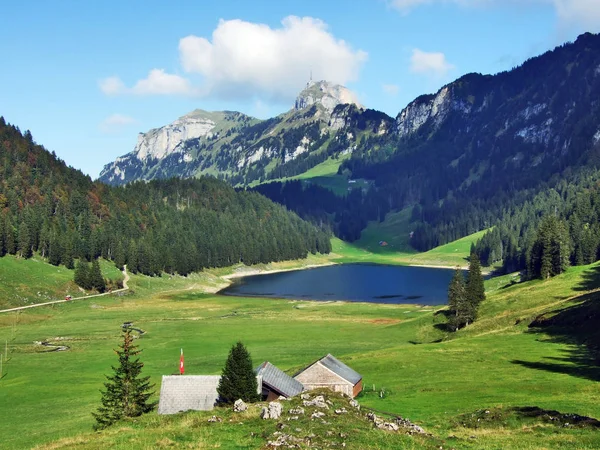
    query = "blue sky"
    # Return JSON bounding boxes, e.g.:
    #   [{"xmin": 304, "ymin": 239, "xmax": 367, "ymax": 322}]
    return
[{"xmin": 0, "ymin": 0, "xmax": 598, "ymax": 178}]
